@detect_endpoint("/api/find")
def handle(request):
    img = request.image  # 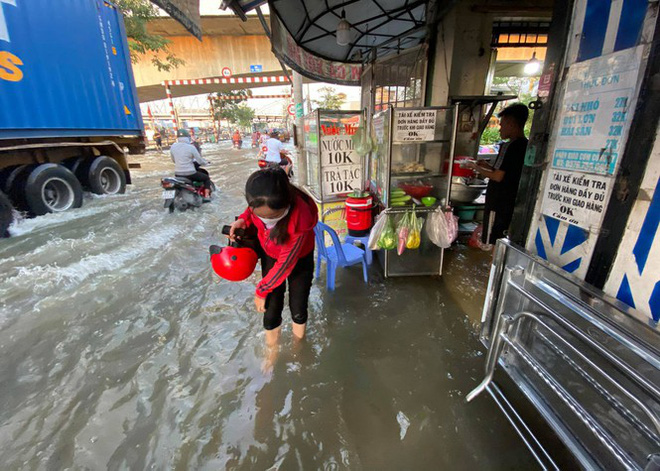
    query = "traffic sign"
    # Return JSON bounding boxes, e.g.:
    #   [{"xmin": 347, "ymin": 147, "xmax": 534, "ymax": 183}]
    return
[
  {"xmin": 221, "ymin": 67, "xmax": 232, "ymax": 78},
  {"xmin": 250, "ymin": 65, "xmax": 263, "ymax": 73},
  {"xmin": 295, "ymin": 103, "xmax": 304, "ymax": 119},
  {"xmin": 287, "ymin": 103, "xmax": 296, "ymax": 116}
]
